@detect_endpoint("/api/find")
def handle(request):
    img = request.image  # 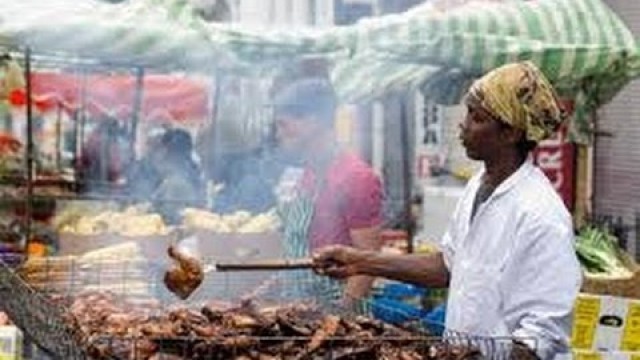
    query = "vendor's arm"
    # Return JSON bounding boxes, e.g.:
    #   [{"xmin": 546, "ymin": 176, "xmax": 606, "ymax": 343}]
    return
[
  {"xmin": 343, "ymin": 225, "xmax": 382, "ymax": 299},
  {"xmin": 314, "ymin": 246, "xmax": 450, "ymax": 288}
]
